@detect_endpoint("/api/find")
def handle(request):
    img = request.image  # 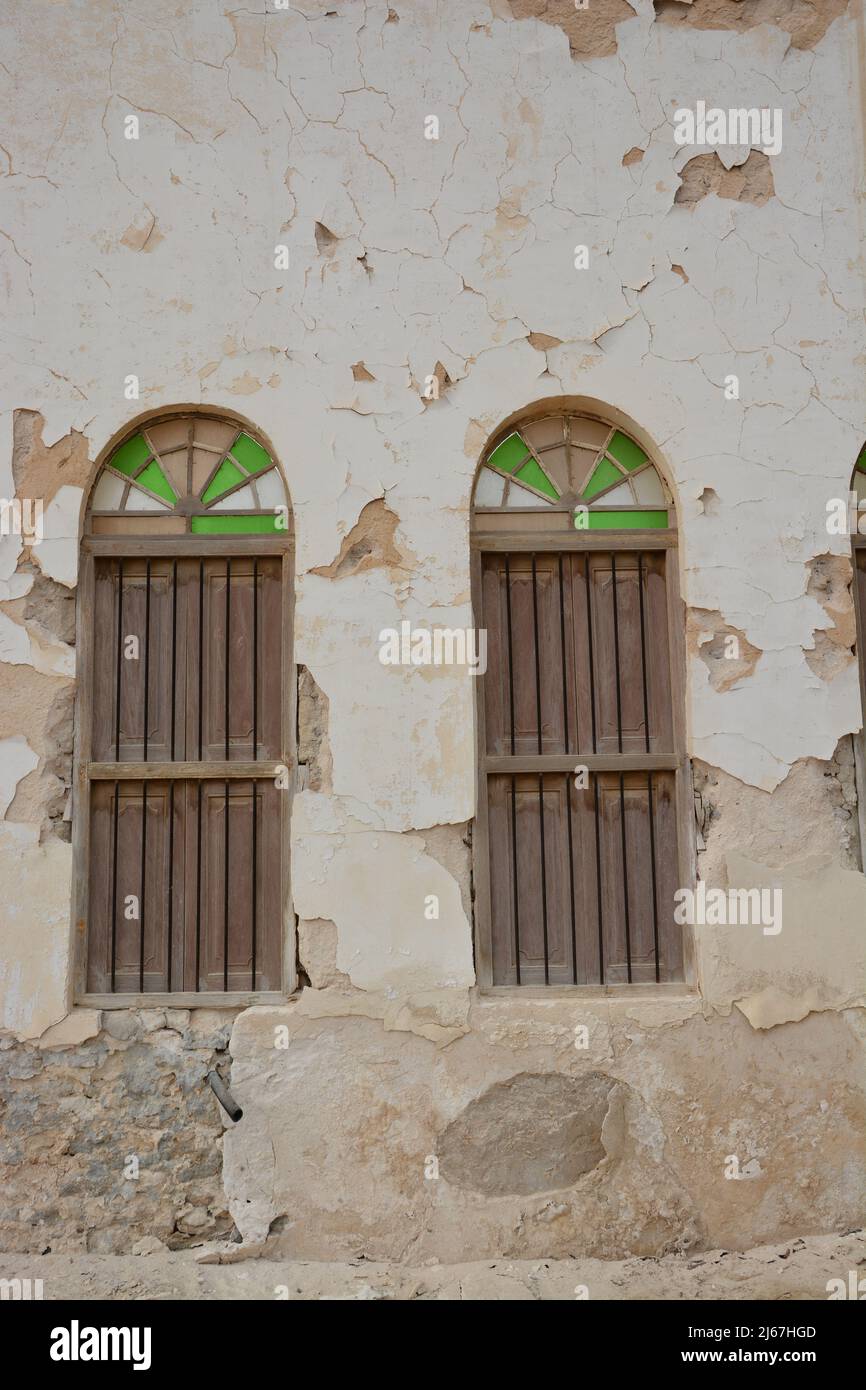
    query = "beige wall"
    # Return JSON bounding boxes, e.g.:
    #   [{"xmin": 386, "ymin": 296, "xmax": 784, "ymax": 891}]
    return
[{"xmin": 0, "ymin": 0, "xmax": 864, "ymax": 1256}]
